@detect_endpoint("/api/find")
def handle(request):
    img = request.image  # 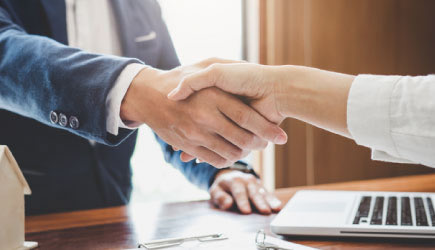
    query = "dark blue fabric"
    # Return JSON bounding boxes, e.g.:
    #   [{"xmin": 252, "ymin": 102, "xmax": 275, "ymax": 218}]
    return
[
  {"xmin": 0, "ymin": 0, "xmax": 221, "ymax": 215},
  {"xmin": 155, "ymin": 135, "xmax": 220, "ymax": 190}
]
